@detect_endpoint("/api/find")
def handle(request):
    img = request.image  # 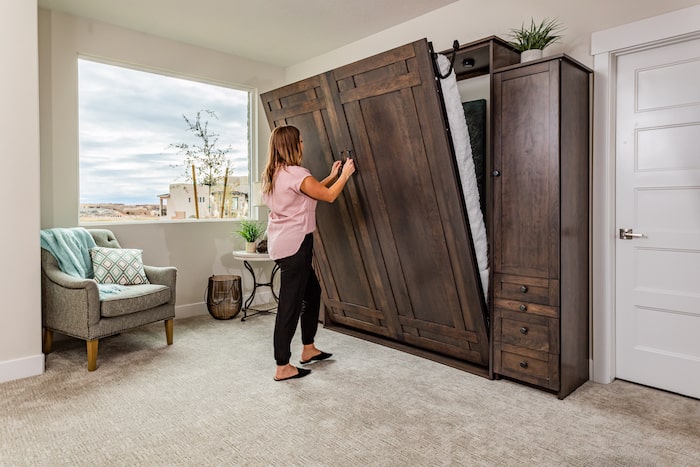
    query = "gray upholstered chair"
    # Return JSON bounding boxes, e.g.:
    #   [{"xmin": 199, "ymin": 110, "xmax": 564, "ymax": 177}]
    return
[{"xmin": 41, "ymin": 229, "xmax": 177, "ymax": 371}]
